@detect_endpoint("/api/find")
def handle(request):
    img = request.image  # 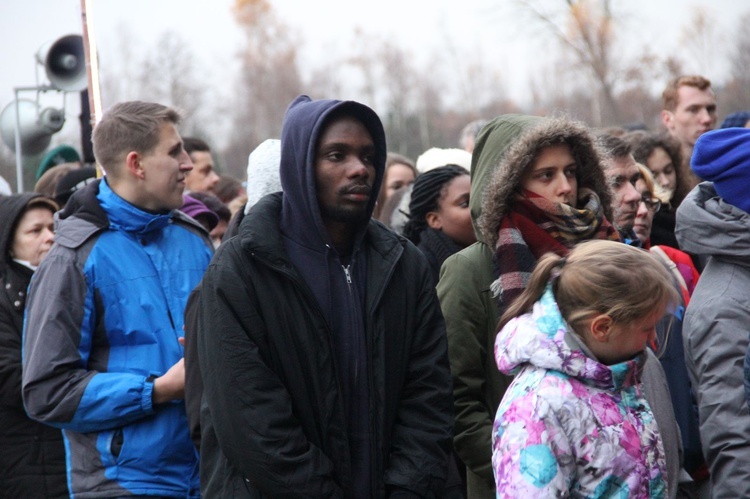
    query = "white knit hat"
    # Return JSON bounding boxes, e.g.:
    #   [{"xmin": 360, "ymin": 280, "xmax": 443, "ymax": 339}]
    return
[{"xmin": 415, "ymin": 147, "xmax": 472, "ymax": 174}]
